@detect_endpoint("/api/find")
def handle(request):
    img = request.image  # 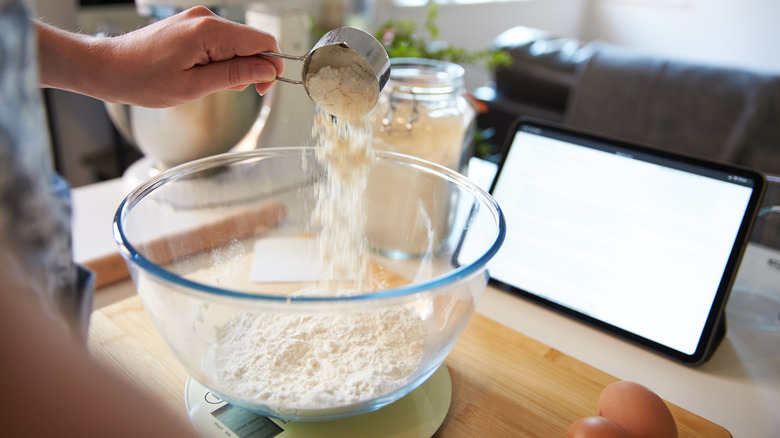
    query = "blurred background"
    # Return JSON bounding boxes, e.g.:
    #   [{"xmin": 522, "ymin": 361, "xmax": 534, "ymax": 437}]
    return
[{"xmin": 31, "ymin": 0, "xmax": 780, "ymax": 187}]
